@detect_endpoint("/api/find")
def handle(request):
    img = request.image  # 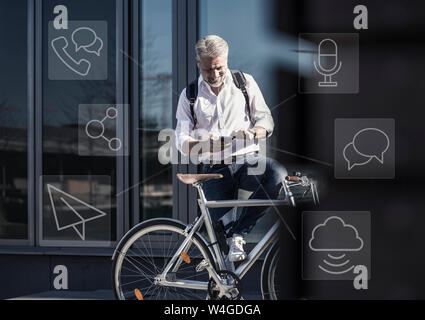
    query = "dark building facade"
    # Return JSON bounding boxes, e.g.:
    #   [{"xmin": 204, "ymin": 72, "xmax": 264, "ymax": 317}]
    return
[{"xmin": 1, "ymin": 0, "xmax": 425, "ymax": 300}]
